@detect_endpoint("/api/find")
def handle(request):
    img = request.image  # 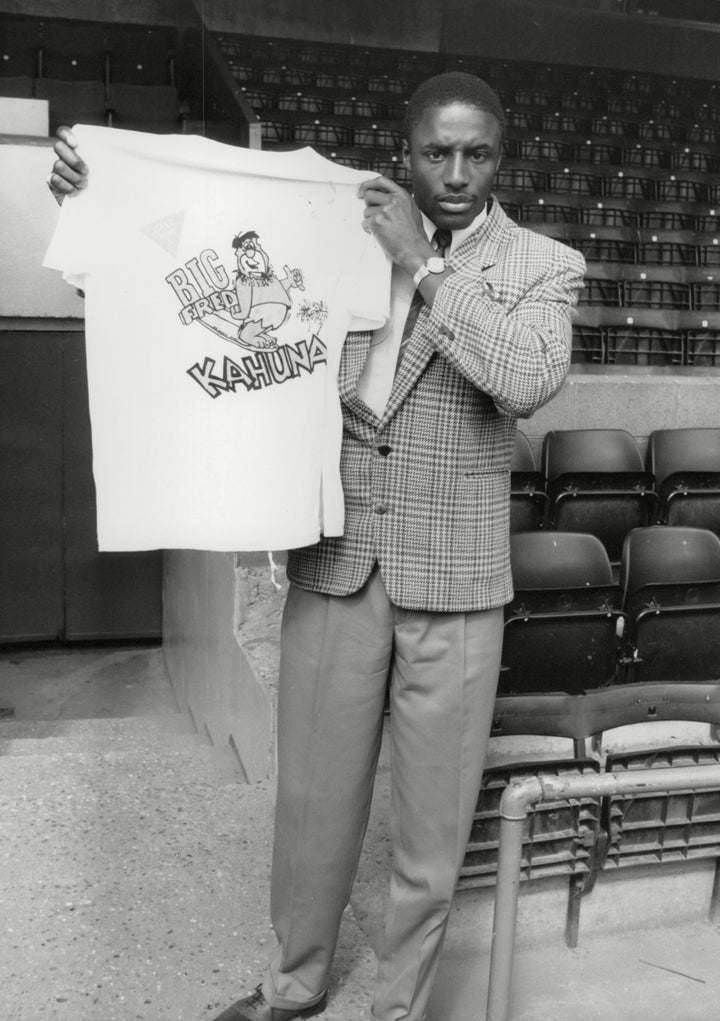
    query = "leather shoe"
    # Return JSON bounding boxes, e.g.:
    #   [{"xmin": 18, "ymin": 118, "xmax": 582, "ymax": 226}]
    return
[{"xmin": 210, "ymin": 984, "xmax": 327, "ymax": 1021}]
